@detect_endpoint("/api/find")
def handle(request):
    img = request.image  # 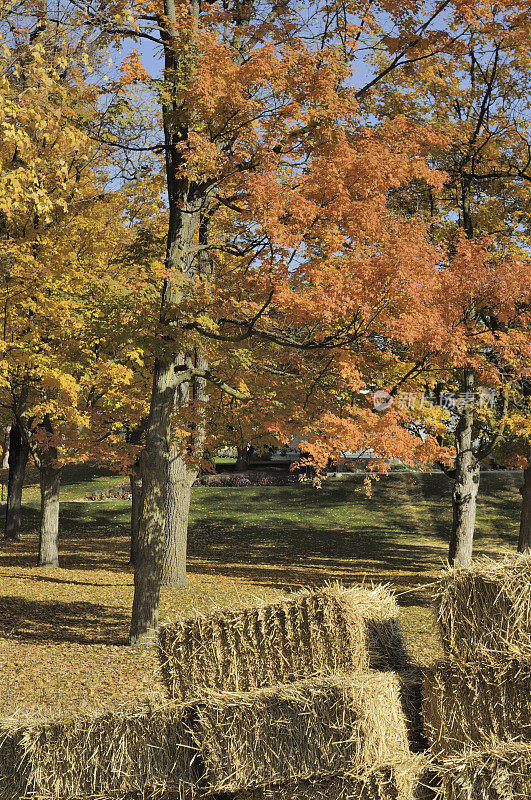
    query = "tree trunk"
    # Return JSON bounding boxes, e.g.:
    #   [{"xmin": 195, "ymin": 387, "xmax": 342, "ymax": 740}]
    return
[
  {"xmin": 448, "ymin": 372, "xmax": 479, "ymax": 568},
  {"xmin": 130, "ymin": 349, "xmax": 207, "ymax": 640},
  {"xmin": 4, "ymin": 424, "xmax": 29, "ymax": 541},
  {"xmin": 129, "ymin": 358, "xmax": 185, "ymax": 645},
  {"xmin": 160, "ymin": 350, "xmax": 208, "ymax": 589},
  {"xmin": 129, "ymin": 468, "xmax": 143, "ymax": 566},
  {"xmin": 38, "ymin": 463, "xmax": 61, "ymax": 567},
  {"xmin": 518, "ymin": 462, "xmax": 531, "ymax": 554},
  {"xmin": 235, "ymin": 444, "xmax": 253, "ymax": 471},
  {"xmin": 160, "ymin": 458, "xmax": 195, "ymax": 587},
  {"xmin": 1, "ymin": 425, "xmax": 11, "ymax": 469},
  {"xmin": 449, "ymin": 456, "xmax": 480, "ymax": 567}
]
